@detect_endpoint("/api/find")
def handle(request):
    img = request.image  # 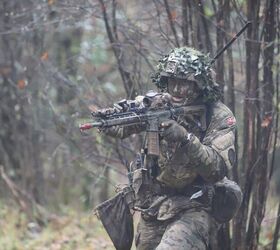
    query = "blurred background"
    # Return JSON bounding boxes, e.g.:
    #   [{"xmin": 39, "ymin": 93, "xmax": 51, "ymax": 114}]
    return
[{"xmin": 0, "ymin": 0, "xmax": 279, "ymax": 249}]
